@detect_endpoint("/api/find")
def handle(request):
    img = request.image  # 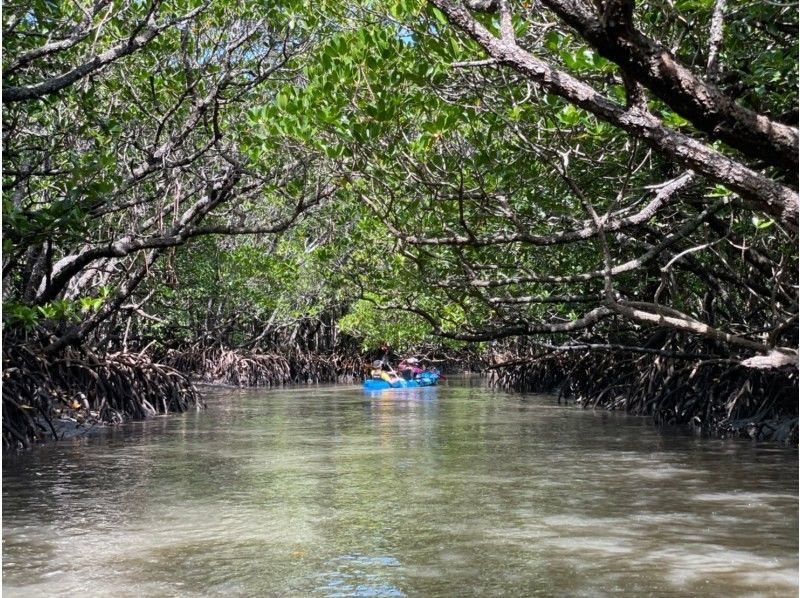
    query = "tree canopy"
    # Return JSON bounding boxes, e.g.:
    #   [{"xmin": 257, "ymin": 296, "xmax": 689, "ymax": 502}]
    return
[{"xmin": 3, "ymin": 0, "xmax": 797, "ymax": 367}]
